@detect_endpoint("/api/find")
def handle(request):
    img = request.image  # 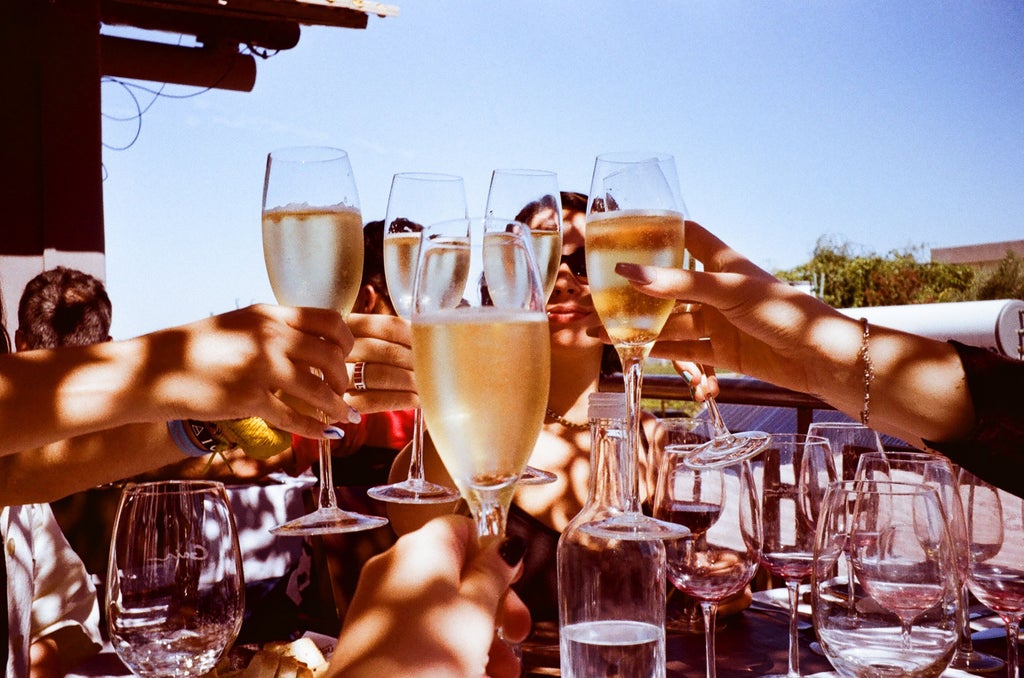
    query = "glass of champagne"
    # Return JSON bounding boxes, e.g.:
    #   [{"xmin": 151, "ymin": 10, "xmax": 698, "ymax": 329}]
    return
[
  {"xmin": 410, "ymin": 216, "xmax": 550, "ymax": 542},
  {"xmin": 959, "ymin": 469, "xmax": 1024, "ymax": 678},
  {"xmin": 750, "ymin": 433, "xmax": 835, "ymax": 678},
  {"xmin": 106, "ymin": 480, "xmax": 244, "ymax": 677},
  {"xmin": 653, "ymin": 453, "xmax": 761, "ymax": 678},
  {"xmin": 485, "ymin": 168, "xmax": 563, "ymax": 486},
  {"xmin": 262, "ymin": 146, "xmax": 387, "ymax": 534},
  {"xmin": 367, "ymin": 172, "xmax": 465, "ymax": 504},
  {"xmin": 584, "ymin": 151, "xmax": 690, "ymax": 539}
]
